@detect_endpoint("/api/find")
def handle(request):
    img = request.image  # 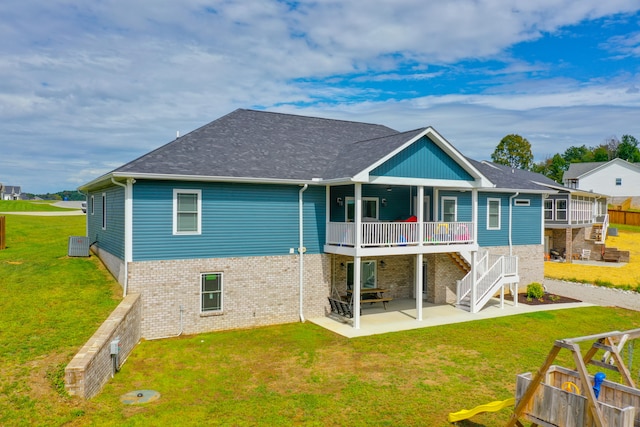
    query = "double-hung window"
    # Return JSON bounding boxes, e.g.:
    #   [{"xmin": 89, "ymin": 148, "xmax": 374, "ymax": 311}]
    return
[
  {"xmin": 487, "ymin": 198, "xmax": 501, "ymax": 230},
  {"xmin": 544, "ymin": 199, "xmax": 554, "ymax": 220},
  {"xmin": 201, "ymin": 272, "xmax": 223, "ymax": 312},
  {"xmin": 441, "ymin": 197, "xmax": 457, "ymax": 222},
  {"xmin": 173, "ymin": 189, "xmax": 201, "ymax": 235},
  {"xmin": 555, "ymin": 199, "xmax": 567, "ymax": 221}
]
